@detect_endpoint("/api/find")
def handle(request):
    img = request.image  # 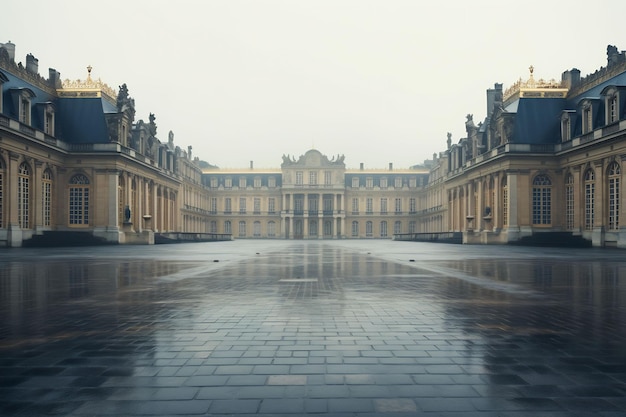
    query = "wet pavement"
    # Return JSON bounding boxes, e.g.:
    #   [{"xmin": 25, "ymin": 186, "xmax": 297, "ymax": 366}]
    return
[{"xmin": 0, "ymin": 240, "xmax": 625, "ymax": 416}]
